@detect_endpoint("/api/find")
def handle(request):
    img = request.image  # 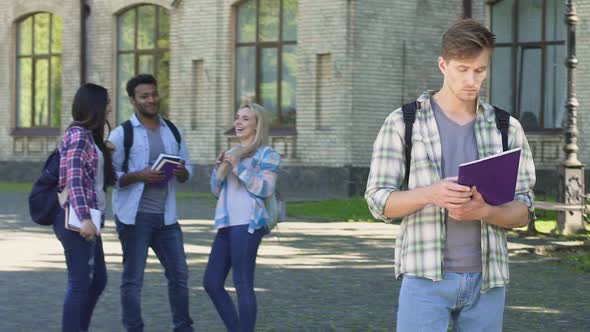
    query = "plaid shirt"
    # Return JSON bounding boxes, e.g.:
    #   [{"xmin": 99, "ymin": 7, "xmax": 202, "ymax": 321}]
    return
[
  {"xmin": 58, "ymin": 126, "xmax": 98, "ymax": 221},
  {"xmin": 365, "ymin": 91, "xmax": 536, "ymax": 292},
  {"xmin": 210, "ymin": 146, "xmax": 281, "ymax": 234}
]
